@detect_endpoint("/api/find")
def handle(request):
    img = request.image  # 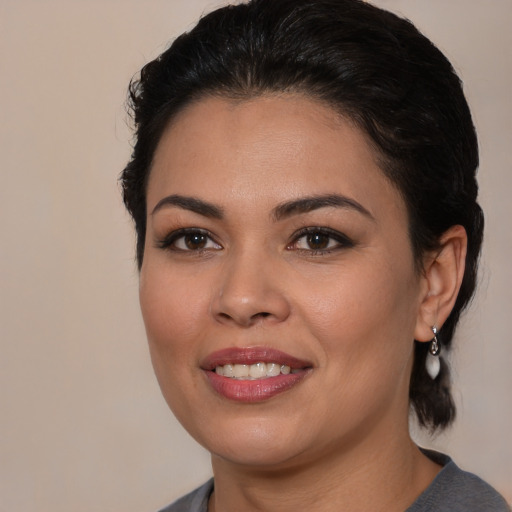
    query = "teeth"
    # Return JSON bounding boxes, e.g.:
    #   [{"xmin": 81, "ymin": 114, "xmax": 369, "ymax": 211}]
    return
[
  {"xmin": 222, "ymin": 364, "xmax": 234, "ymax": 378},
  {"xmin": 233, "ymin": 364, "xmax": 249, "ymax": 378},
  {"xmin": 266, "ymin": 363, "xmax": 281, "ymax": 377},
  {"xmin": 214, "ymin": 362, "xmax": 295, "ymax": 379},
  {"xmin": 249, "ymin": 362, "xmax": 267, "ymax": 378}
]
